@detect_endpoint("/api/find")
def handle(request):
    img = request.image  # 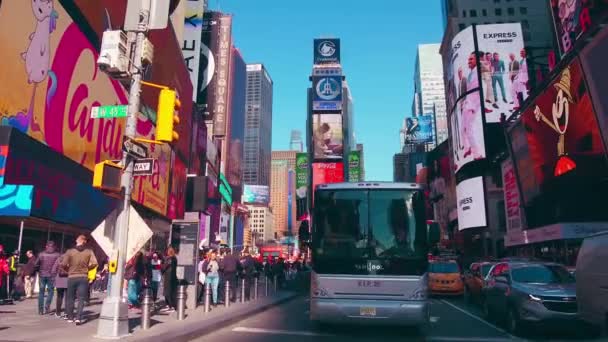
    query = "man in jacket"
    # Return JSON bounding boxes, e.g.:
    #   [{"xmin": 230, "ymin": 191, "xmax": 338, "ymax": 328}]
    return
[
  {"xmin": 22, "ymin": 250, "xmax": 37, "ymax": 298},
  {"xmin": 220, "ymin": 249, "xmax": 240, "ymax": 303},
  {"xmin": 8, "ymin": 250, "xmax": 18, "ymax": 300},
  {"xmin": 61, "ymin": 235, "xmax": 98, "ymax": 325},
  {"xmin": 0, "ymin": 244, "xmax": 9, "ymax": 303},
  {"xmin": 35, "ymin": 241, "xmax": 60, "ymax": 314},
  {"xmin": 240, "ymin": 248, "xmax": 256, "ymax": 300}
]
